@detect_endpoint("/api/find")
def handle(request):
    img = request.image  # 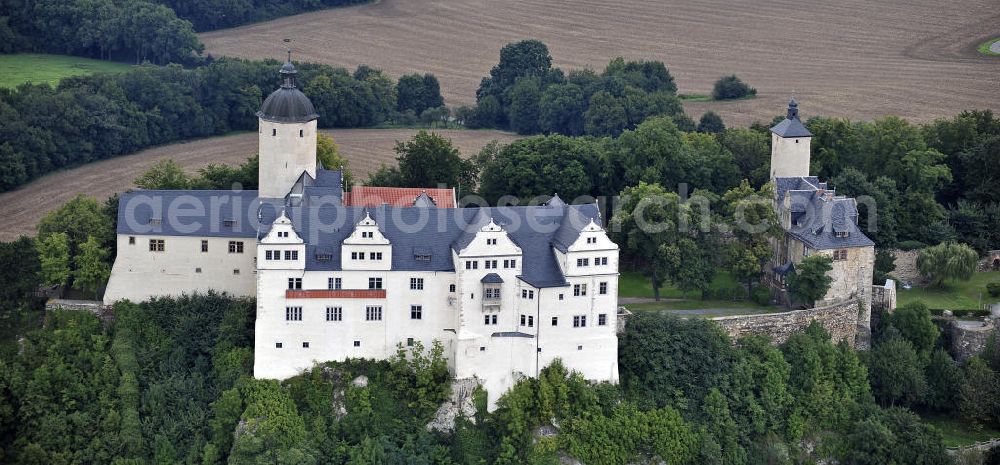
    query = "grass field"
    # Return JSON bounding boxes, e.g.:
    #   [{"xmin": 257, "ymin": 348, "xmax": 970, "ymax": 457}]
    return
[
  {"xmin": 199, "ymin": 0, "xmax": 1000, "ymax": 127},
  {"xmin": 922, "ymin": 412, "xmax": 1000, "ymax": 448},
  {"xmin": 619, "ymin": 269, "xmax": 775, "ymax": 316},
  {"xmin": 0, "ymin": 54, "xmax": 132, "ymax": 88},
  {"xmin": 897, "ymin": 272, "xmax": 1000, "ymax": 309},
  {"xmin": 979, "ymin": 38, "xmax": 1000, "ymax": 56},
  {"xmin": 0, "ymin": 128, "xmax": 520, "ymax": 241}
]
